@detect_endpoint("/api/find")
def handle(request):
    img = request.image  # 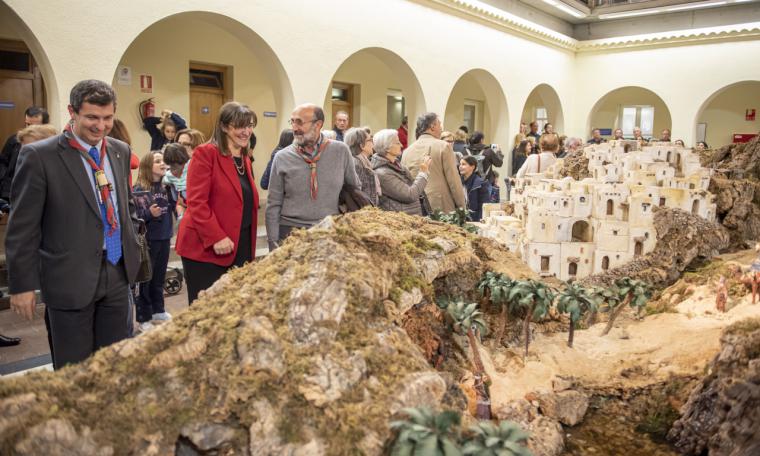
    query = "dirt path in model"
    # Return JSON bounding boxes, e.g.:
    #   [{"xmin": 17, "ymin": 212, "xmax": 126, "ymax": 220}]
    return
[{"xmin": 481, "ymin": 286, "xmax": 760, "ymax": 404}]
